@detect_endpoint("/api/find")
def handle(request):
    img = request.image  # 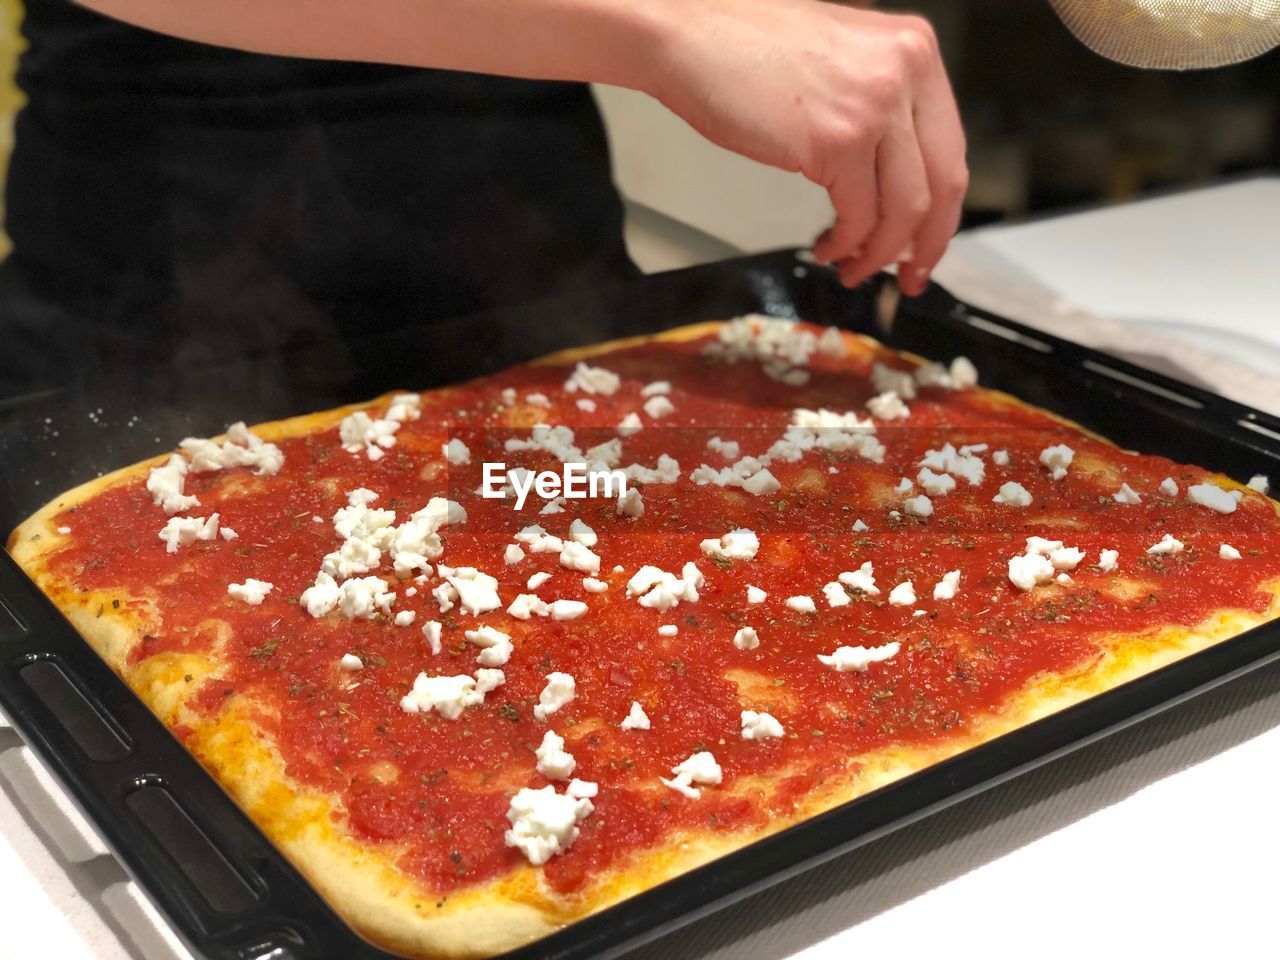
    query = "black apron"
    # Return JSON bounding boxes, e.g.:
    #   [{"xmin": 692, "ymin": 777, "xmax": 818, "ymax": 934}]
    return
[{"xmin": 0, "ymin": 0, "xmax": 636, "ymax": 396}]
